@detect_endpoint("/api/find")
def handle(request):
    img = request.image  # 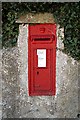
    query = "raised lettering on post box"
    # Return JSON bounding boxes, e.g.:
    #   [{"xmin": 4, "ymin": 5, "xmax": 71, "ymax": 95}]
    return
[{"xmin": 28, "ymin": 24, "xmax": 57, "ymax": 96}]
